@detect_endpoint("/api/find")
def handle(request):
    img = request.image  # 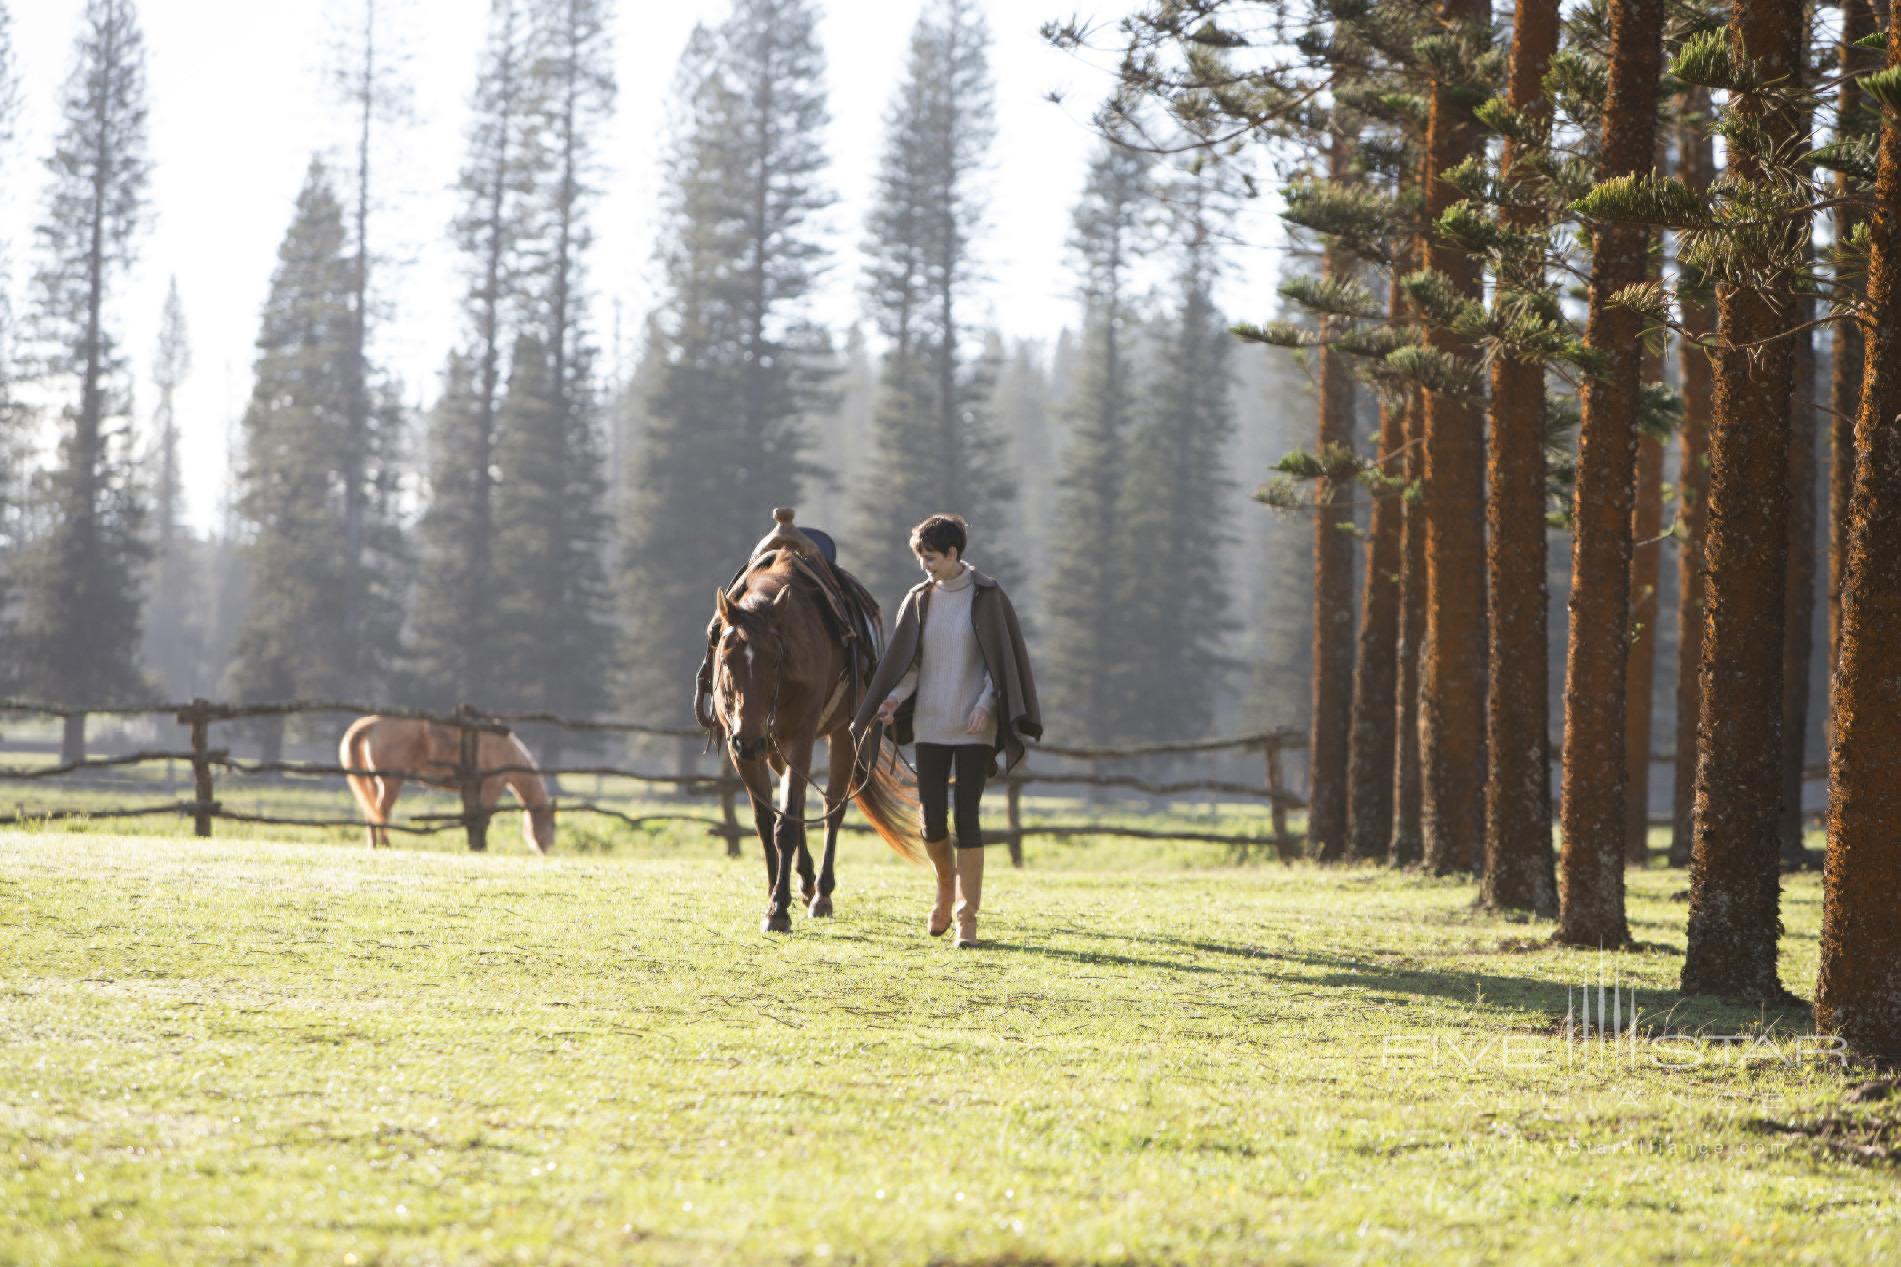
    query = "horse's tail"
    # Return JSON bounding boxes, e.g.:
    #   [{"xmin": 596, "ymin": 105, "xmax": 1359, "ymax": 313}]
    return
[
  {"xmin": 339, "ymin": 719, "xmax": 379, "ymax": 820},
  {"xmin": 851, "ymin": 732, "xmax": 927, "ymax": 865}
]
